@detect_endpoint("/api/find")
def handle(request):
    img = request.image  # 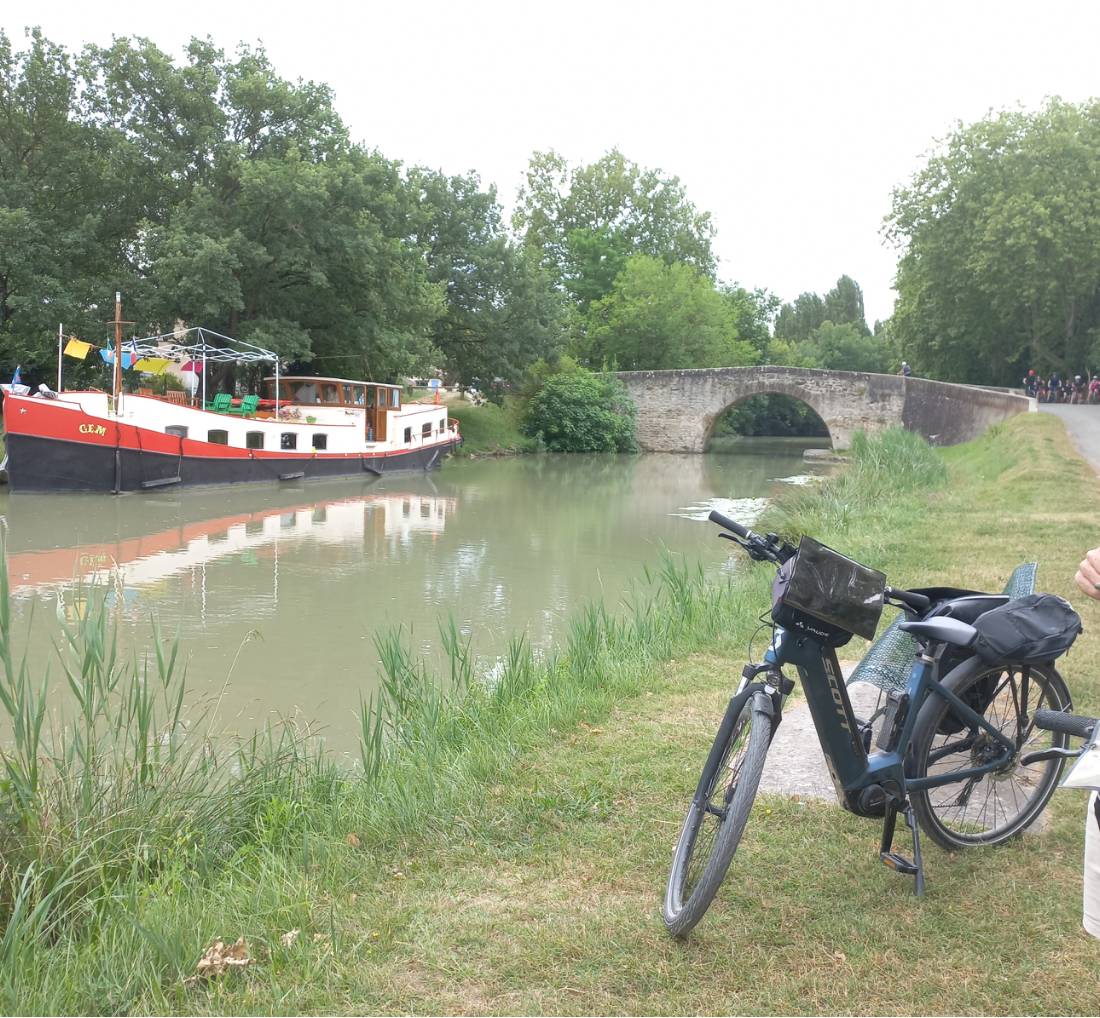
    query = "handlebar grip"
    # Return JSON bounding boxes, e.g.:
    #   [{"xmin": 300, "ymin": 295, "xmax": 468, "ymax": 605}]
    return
[
  {"xmin": 708, "ymin": 510, "xmax": 750, "ymax": 539},
  {"xmin": 887, "ymin": 586, "xmax": 931, "ymax": 612},
  {"xmin": 1034, "ymin": 709, "xmax": 1097, "ymax": 740}
]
